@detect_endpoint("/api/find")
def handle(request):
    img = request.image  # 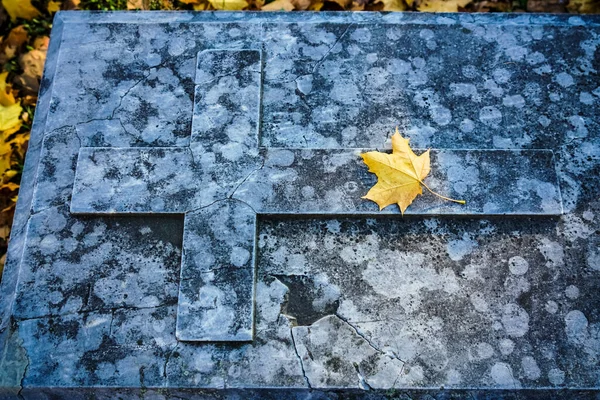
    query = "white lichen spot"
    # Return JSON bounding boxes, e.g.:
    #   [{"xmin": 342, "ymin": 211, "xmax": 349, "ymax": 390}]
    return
[
  {"xmin": 479, "ymin": 106, "xmax": 502, "ymax": 127},
  {"xmin": 446, "ymin": 233, "xmax": 478, "ymax": 261},
  {"xmin": 555, "ymin": 72, "xmax": 574, "ymax": 88},
  {"xmin": 545, "ymin": 301, "xmax": 559, "ymax": 314},
  {"xmin": 548, "ymin": 368, "xmax": 565, "ymax": 385},
  {"xmin": 230, "ymin": 246, "xmax": 251, "ymax": 267},
  {"xmin": 469, "ymin": 291, "xmax": 489, "ymax": 312},
  {"xmin": 490, "ymin": 362, "xmax": 520, "ymax": 387},
  {"xmin": 508, "ymin": 256, "xmax": 529, "ymax": 275},
  {"xmin": 565, "ymin": 285, "xmax": 580, "ymax": 299},
  {"xmin": 565, "ymin": 310, "xmax": 588, "ymax": 344},
  {"xmin": 498, "ymin": 339, "xmax": 515, "ymax": 355},
  {"xmin": 537, "ymin": 238, "xmax": 565, "ymax": 268},
  {"xmin": 501, "ymin": 303, "xmax": 530, "ymax": 337},
  {"xmin": 521, "ymin": 356, "xmax": 541, "ymax": 380}
]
